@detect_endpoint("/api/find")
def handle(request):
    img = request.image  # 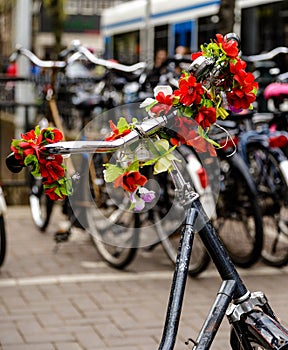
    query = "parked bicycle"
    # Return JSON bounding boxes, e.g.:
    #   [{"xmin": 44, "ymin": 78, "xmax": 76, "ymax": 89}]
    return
[
  {"xmin": 9, "ymin": 42, "xmax": 146, "ymax": 234},
  {"xmin": 8, "ymin": 33, "xmax": 288, "ymax": 350},
  {"xmin": 217, "ymin": 47, "xmax": 288, "ymax": 268},
  {"xmin": 9, "ymin": 43, "xmax": 212, "ymax": 275}
]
